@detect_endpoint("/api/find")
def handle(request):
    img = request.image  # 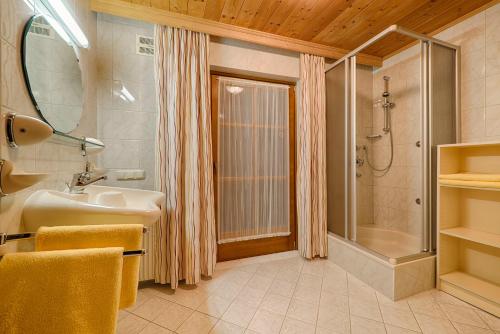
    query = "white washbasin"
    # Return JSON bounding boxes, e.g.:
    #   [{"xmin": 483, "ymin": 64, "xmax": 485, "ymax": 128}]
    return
[{"xmin": 22, "ymin": 185, "xmax": 165, "ymax": 231}]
